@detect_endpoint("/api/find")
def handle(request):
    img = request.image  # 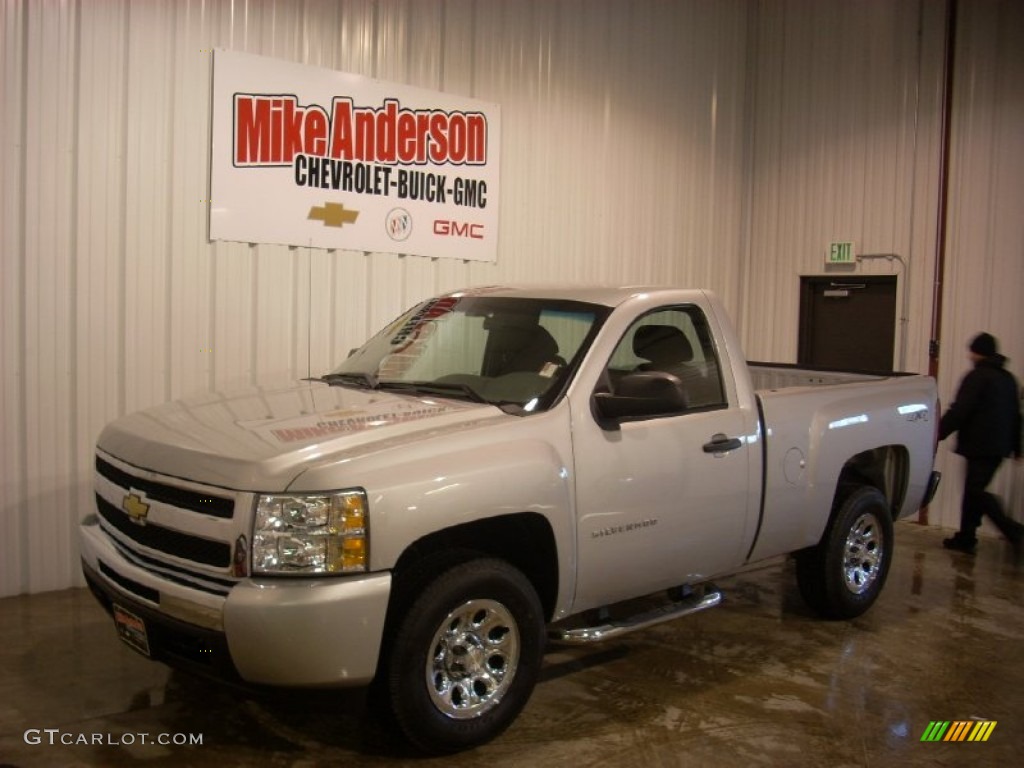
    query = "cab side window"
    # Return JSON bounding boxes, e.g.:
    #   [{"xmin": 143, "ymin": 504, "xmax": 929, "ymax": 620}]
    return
[{"xmin": 607, "ymin": 306, "xmax": 726, "ymax": 410}]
